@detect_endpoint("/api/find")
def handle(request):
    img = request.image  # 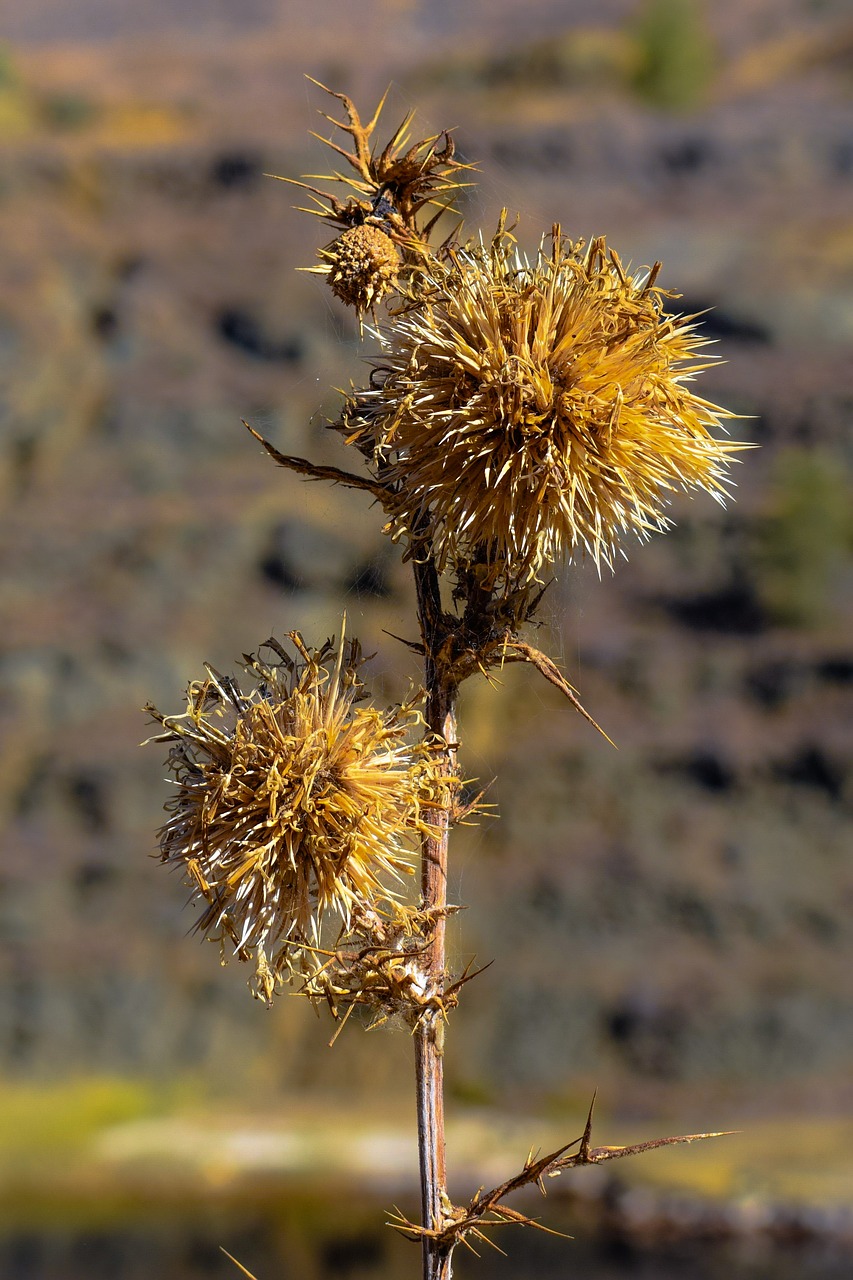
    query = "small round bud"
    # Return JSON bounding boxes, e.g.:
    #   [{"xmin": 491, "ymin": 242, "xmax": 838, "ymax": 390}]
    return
[{"xmin": 323, "ymin": 224, "xmax": 400, "ymax": 316}]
